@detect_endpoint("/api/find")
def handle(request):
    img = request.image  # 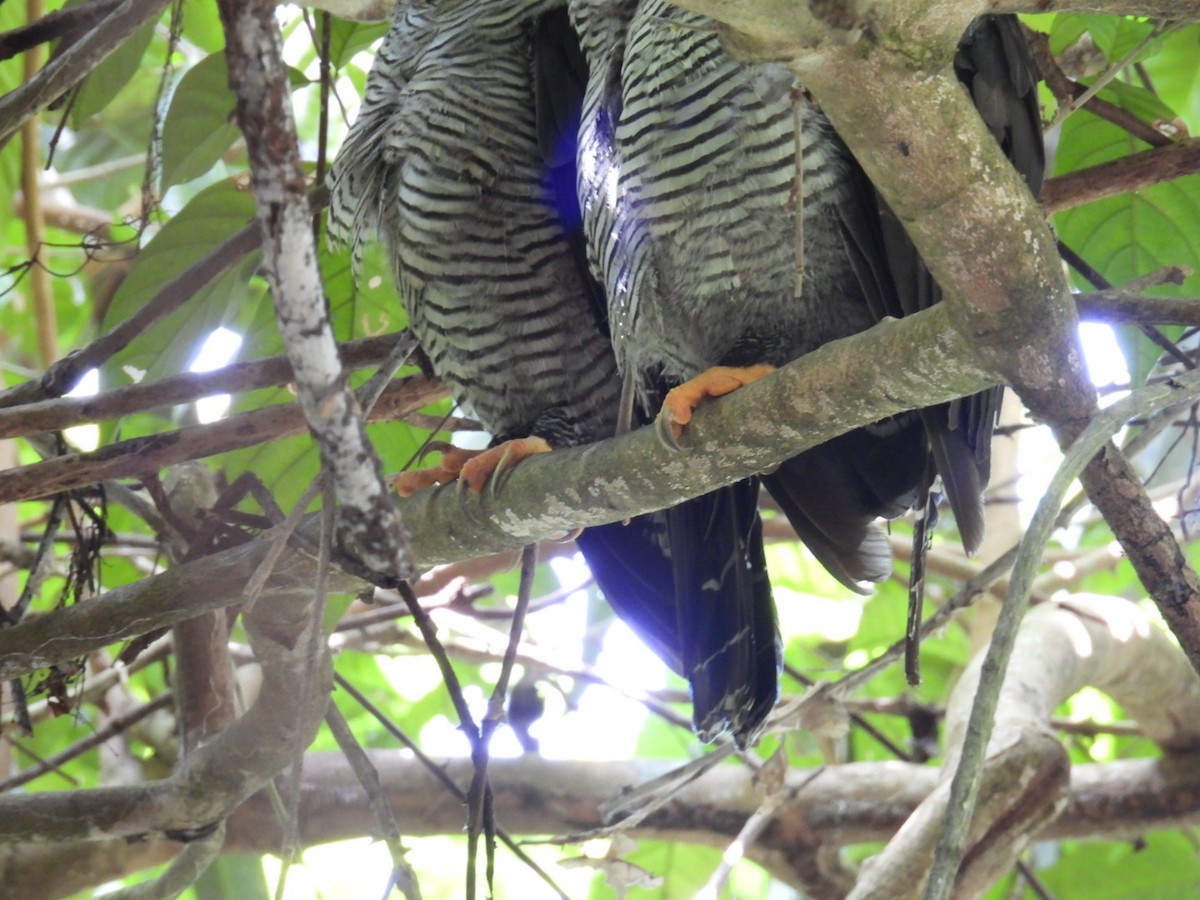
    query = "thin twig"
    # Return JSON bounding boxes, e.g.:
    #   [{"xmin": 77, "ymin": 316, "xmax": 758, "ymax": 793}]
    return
[
  {"xmin": 0, "ymin": 693, "xmax": 172, "ymax": 792},
  {"xmin": 1046, "ymin": 22, "xmax": 1178, "ymax": 134},
  {"xmin": 0, "ymin": 0, "xmax": 172, "ymax": 150},
  {"xmin": 0, "ymin": 375, "xmax": 443, "ymax": 506},
  {"xmin": 332, "ymin": 673, "xmax": 570, "ymax": 899},
  {"xmin": 466, "ymin": 544, "xmax": 538, "ymax": 899},
  {"xmin": 324, "ymin": 701, "xmax": 420, "ymax": 899}
]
